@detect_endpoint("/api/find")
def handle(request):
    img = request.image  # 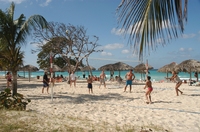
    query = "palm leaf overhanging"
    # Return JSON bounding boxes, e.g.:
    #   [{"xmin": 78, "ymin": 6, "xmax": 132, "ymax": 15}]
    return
[
  {"xmin": 117, "ymin": 0, "xmax": 188, "ymax": 60},
  {"xmin": 0, "ymin": 2, "xmax": 48, "ymax": 96}
]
